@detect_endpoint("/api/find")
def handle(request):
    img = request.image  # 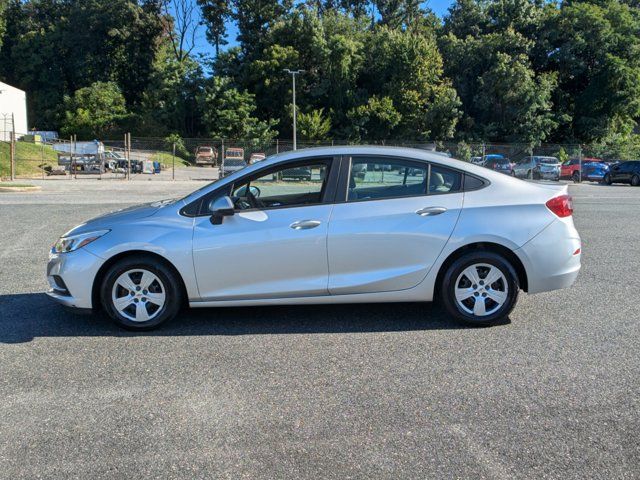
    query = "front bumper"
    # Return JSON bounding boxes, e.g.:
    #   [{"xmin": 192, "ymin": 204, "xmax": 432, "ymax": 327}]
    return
[{"xmin": 46, "ymin": 248, "xmax": 104, "ymax": 309}]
